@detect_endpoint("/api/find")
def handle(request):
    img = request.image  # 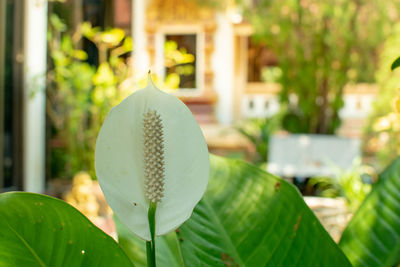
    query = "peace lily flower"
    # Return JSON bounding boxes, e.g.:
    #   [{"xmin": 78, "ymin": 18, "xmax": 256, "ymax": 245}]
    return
[{"xmin": 95, "ymin": 74, "xmax": 210, "ymax": 241}]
